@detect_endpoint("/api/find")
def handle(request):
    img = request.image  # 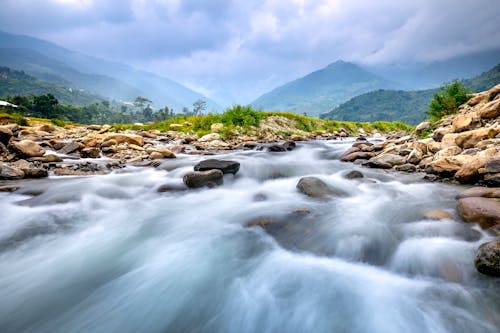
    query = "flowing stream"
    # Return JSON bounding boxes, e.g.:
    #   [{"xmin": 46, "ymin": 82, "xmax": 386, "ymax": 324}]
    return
[{"xmin": 0, "ymin": 139, "xmax": 499, "ymax": 333}]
